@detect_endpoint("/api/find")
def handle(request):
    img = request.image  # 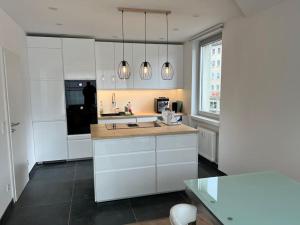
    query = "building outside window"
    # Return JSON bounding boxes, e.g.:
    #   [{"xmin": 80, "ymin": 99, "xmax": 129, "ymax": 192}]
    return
[{"xmin": 199, "ymin": 33, "xmax": 222, "ymax": 118}]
